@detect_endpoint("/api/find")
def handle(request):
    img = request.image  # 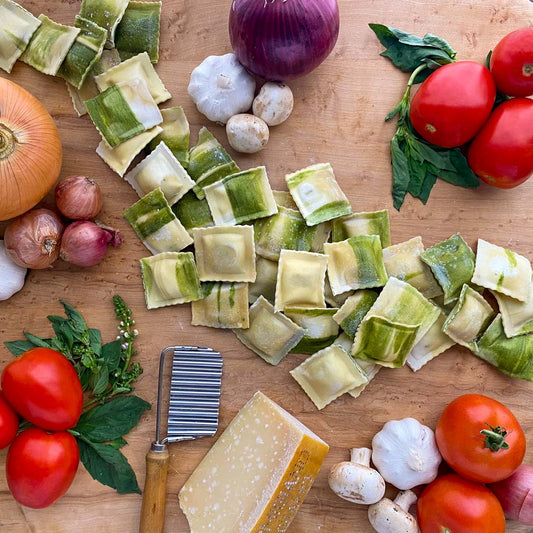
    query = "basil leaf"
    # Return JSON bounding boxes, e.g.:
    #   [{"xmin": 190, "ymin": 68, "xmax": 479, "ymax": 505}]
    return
[
  {"xmin": 89, "ymin": 328, "xmax": 103, "ymax": 356},
  {"xmin": 390, "ymin": 135, "xmax": 411, "ymax": 209},
  {"xmin": 75, "ymin": 395, "xmax": 151, "ymax": 442},
  {"xmin": 91, "ymin": 364, "xmax": 109, "ymax": 396},
  {"xmin": 108, "ymin": 437, "xmax": 127, "ymax": 449},
  {"xmin": 102, "ymin": 340, "xmax": 122, "ymax": 372},
  {"xmin": 406, "ymin": 156, "xmax": 428, "ymax": 198},
  {"xmin": 78, "ymin": 439, "xmax": 141, "ymax": 494},
  {"xmin": 417, "ymin": 171, "xmax": 438, "ymax": 204},
  {"xmin": 24, "ymin": 332, "xmax": 53, "ymax": 349},
  {"xmin": 3, "ymin": 339, "xmax": 38, "ymax": 356}
]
